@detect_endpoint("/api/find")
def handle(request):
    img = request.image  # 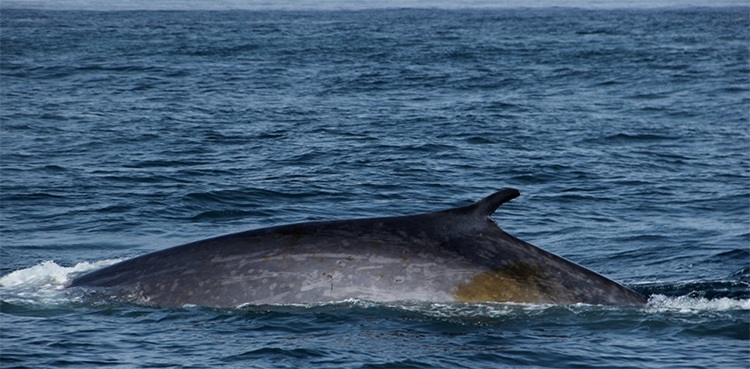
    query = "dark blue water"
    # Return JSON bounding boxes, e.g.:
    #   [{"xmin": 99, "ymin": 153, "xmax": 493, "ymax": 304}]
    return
[{"xmin": 1, "ymin": 5, "xmax": 749, "ymax": 369}]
